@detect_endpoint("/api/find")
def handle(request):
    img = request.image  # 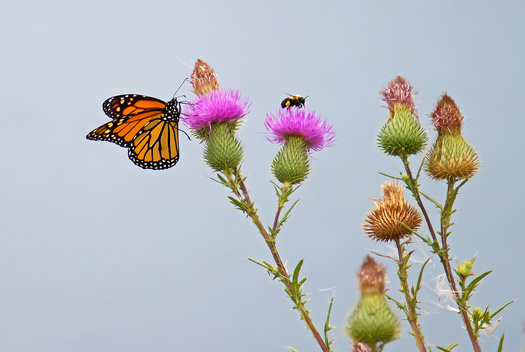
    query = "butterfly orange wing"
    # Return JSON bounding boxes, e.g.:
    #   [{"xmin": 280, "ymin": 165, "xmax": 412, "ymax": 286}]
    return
[{"xmin": 87, "ymin": 95, "xmax": 180, "ymax": 169}]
